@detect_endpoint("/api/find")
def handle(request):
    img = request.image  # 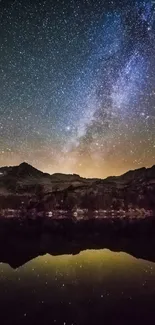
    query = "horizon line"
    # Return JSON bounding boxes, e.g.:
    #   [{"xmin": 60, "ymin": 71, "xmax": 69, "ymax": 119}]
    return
[{"xmin": 0, "ymin": 161, "xmax": 154, "ymax": 180}]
